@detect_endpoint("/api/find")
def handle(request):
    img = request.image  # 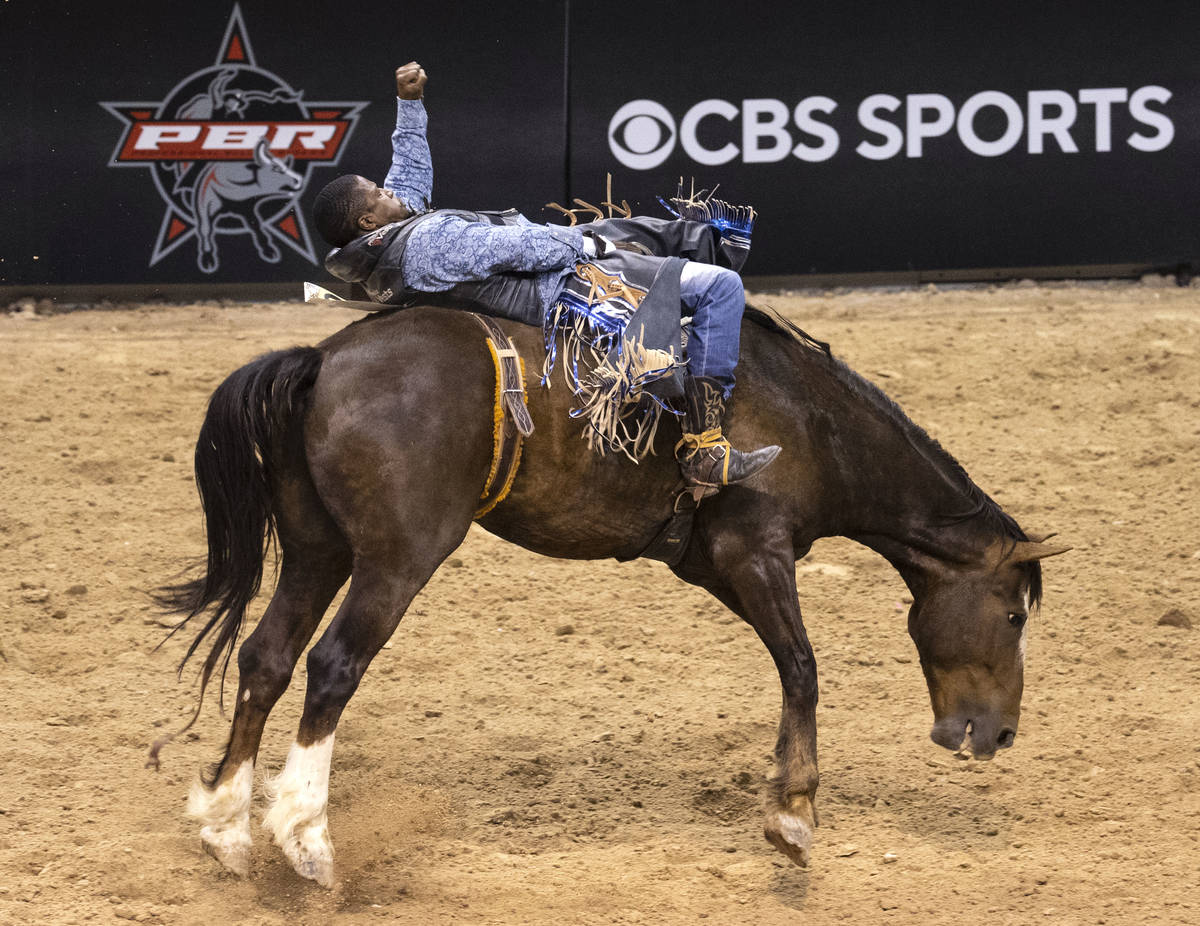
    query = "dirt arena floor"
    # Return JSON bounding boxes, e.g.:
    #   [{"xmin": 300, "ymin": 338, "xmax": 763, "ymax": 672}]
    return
[{"xmin": 1, "ymin": 281, "xmax": 1198, "ymax": 925}]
